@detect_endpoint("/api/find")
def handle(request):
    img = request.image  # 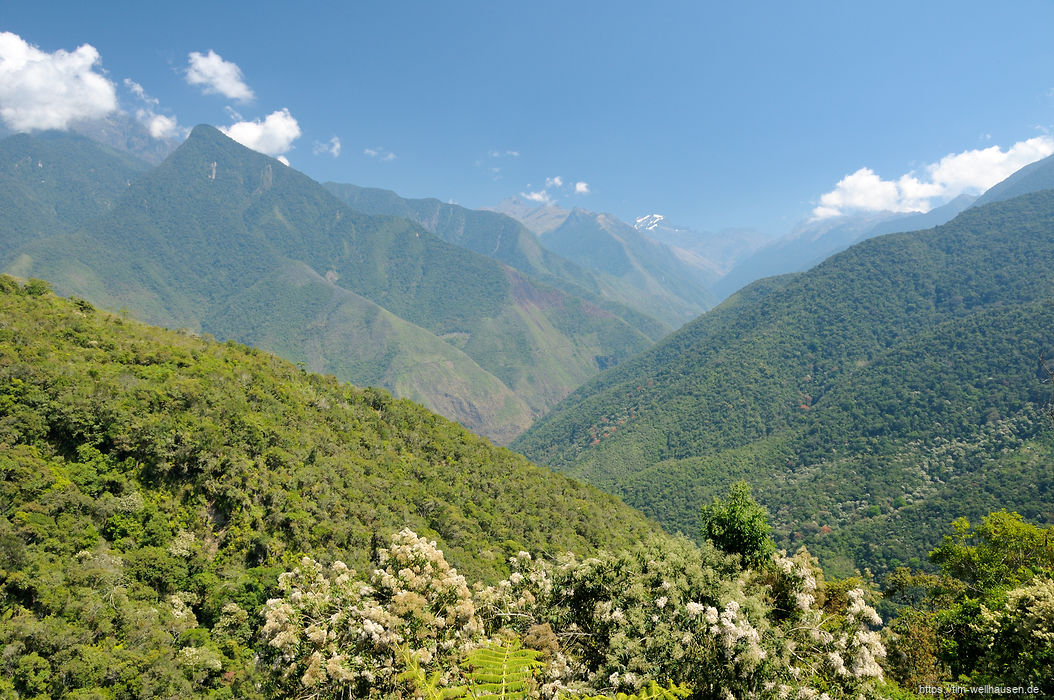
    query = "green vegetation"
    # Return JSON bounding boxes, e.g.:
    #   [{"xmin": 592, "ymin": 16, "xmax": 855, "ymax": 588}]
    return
[
  {"xmin": 1, "ymin": 127, "xmax": 656, "ymax": 443},
  {"xmin": 0, "ymin": 130, "xmax": 148, "ymax": 251},
  {"xmin": 699, "ymin": 482, "xmax": 774, "ymax": 567},
  {"xmin": 0, "ymin": 279, "xmax": 662, "ymax": 697},
  {"xmin": 1, "ymin": 286, "xmax": 1047, "ymax": 696},
  {"xmin": 514, "ymin": 190, "xmax": 1054, "ymax": 574},
  {"xmin": 884, "ymin": 511, "xmax": 1054, "ymax": 695},
  {"xmin": 261, "ymin": 528, "xmax": 891, "ymax": 699}
]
